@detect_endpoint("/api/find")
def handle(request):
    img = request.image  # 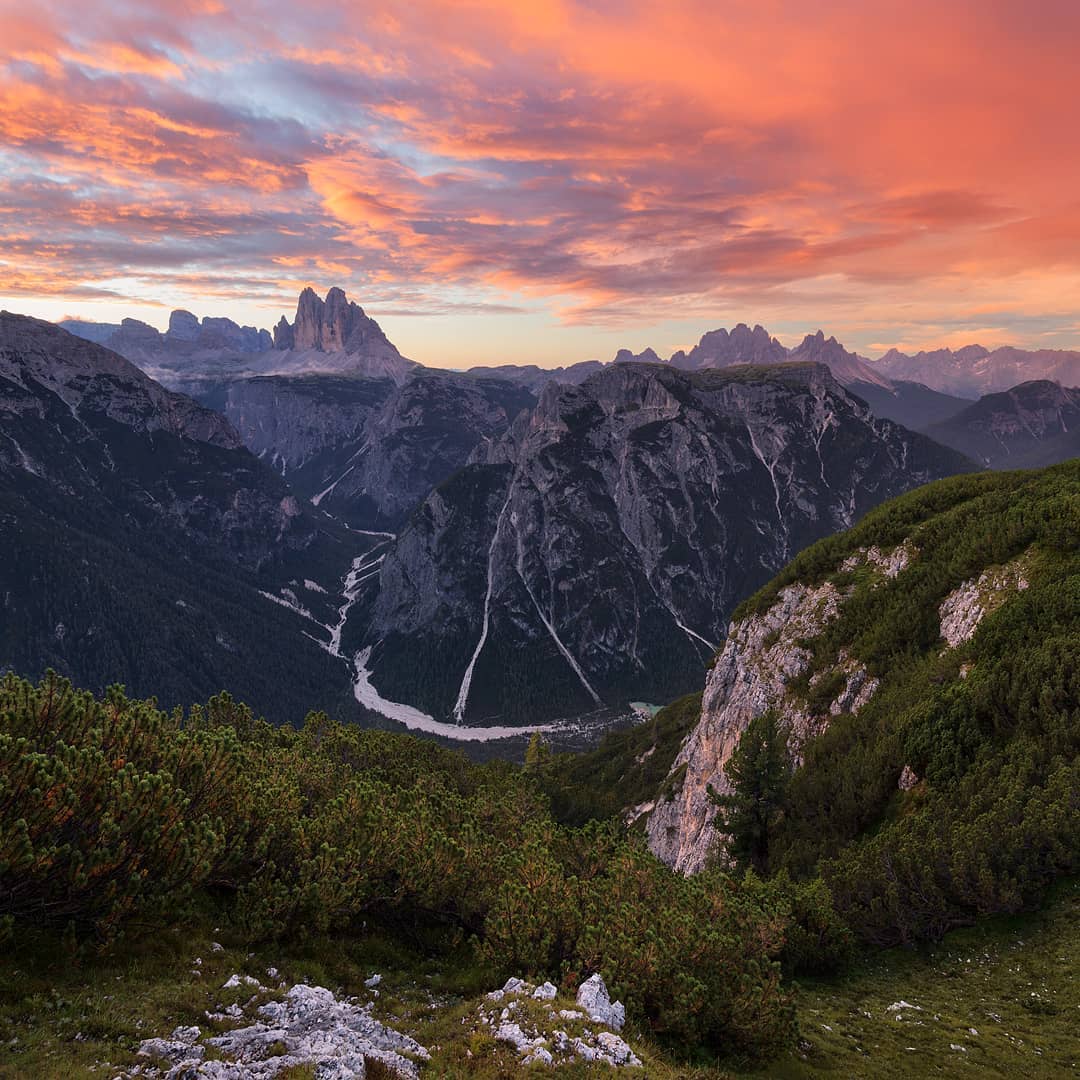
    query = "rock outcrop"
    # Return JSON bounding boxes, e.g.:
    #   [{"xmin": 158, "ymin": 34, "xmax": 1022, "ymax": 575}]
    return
[
  {"xmin": 481, "ymin": 975, "xmax": 641, "ymax": 1069},
  {"xmin": 132, "ymin": 979, "xmax": 429, "ymax": 1078},
  {"xmin": 646, "ymin": 541, "xmax": 912, "ymax": 874},
  {"xmin": 938, "ymin": 554, "xmax": 1032, "ymax": 649}
]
